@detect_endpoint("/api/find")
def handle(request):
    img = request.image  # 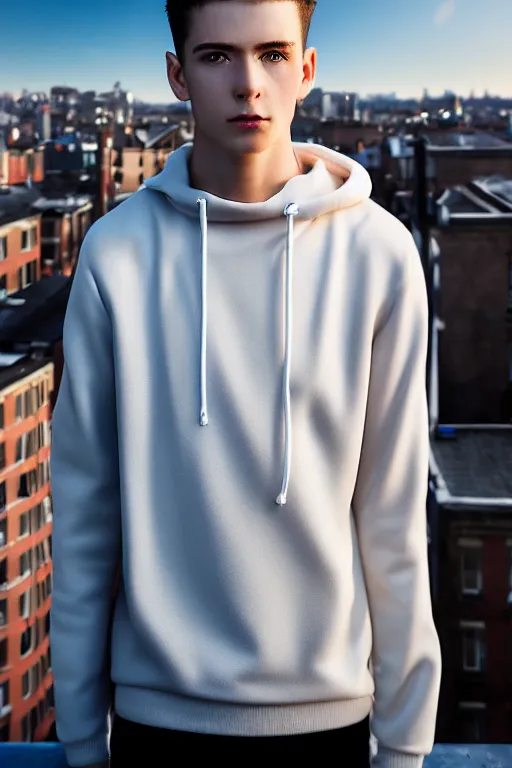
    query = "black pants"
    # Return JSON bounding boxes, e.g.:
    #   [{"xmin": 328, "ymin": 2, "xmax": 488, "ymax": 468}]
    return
[{"xmin": 110, "ymin": 713, "xmax": 371, "ymax": 766}]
